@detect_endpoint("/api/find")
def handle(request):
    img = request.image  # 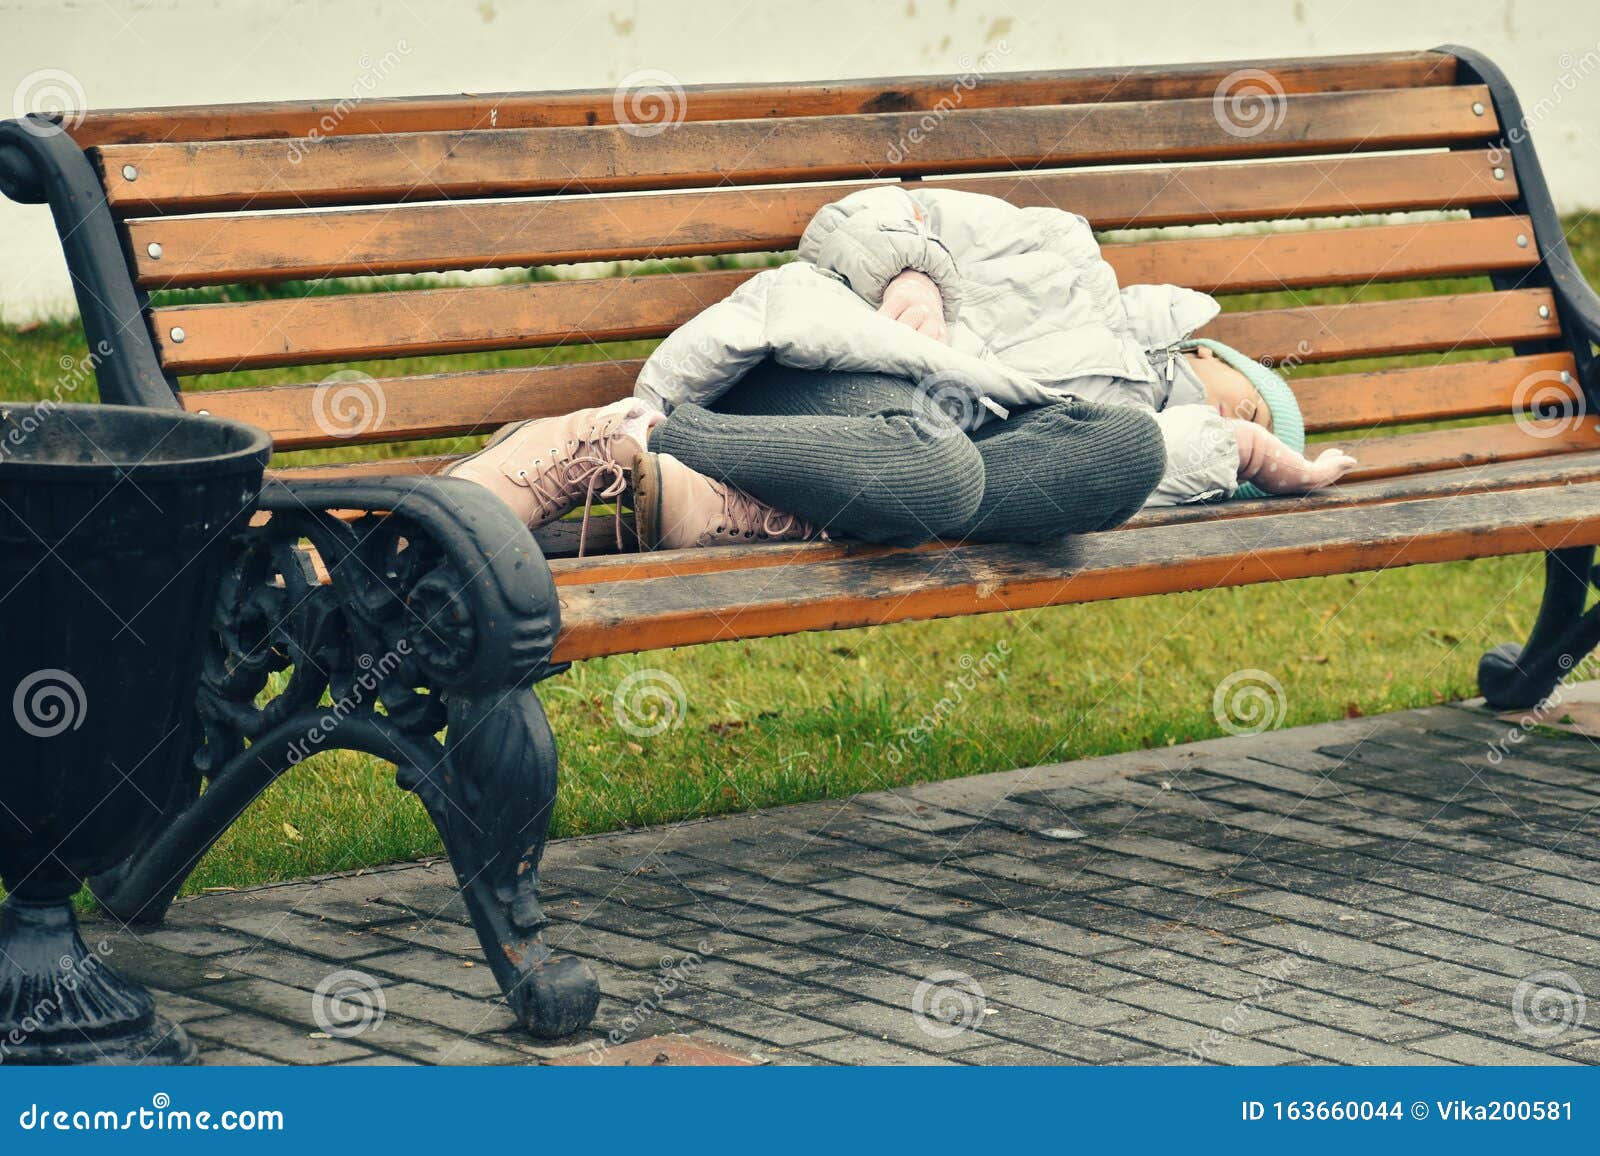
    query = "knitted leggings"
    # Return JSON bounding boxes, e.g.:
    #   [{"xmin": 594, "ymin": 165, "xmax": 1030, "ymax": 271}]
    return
[{"xmin": 647, "ymin": 360, "xmax": 1166, "ymax": 546}]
